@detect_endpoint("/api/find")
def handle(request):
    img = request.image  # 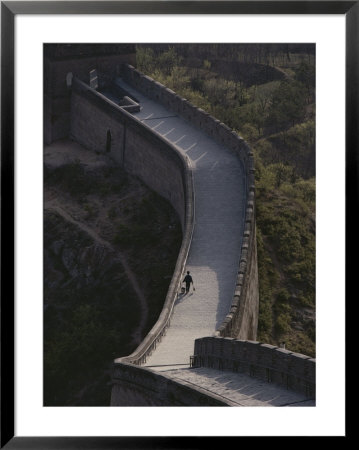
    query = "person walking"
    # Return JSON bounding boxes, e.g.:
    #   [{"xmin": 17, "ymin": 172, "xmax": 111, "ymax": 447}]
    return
[{"xmin": 183, "ymin": 271, "xmax": 194, "ymax": 294}]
